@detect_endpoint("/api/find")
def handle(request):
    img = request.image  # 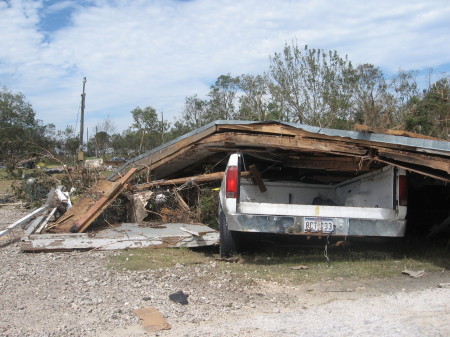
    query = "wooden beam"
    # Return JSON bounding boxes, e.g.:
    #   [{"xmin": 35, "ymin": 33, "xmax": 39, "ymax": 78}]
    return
[
  {"xmin": 283, "ymin": 156, "xmax": 372, "ymax": 171},
  {"xmin": 199, "ymin": 133, "xmax": 367, "ymax": 156},
  {"xmin": 216, "ymin": 123, "xmax": 298, "ymax": 137},
  {"xmin": 51, "ymin": 180, "xmax": 119, "ymax": 233},
  {"xmin": 23, "ymin": 215, "xmax": 47, "ymax": 236},
  {"xmin": 374, "ymin": 157, "xmax": 450, "ymax": 183},
  {"xmin": 134, "ymin": 171, "xmax": 251, "ymax": 190},
  {"xmin": 376, "ymin": 148, "xmax": 450, "ymax": 174},
  {"xmin": 249, "ymin": 165, "xmax": 267, "ymax": 193},
  {"xmin": 35, "ymin": 207, "xmax": 57, "ymax": 234},
  {"xmin": 355, "ymin": 124, "xmax": 443, "ymax": 141}
]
